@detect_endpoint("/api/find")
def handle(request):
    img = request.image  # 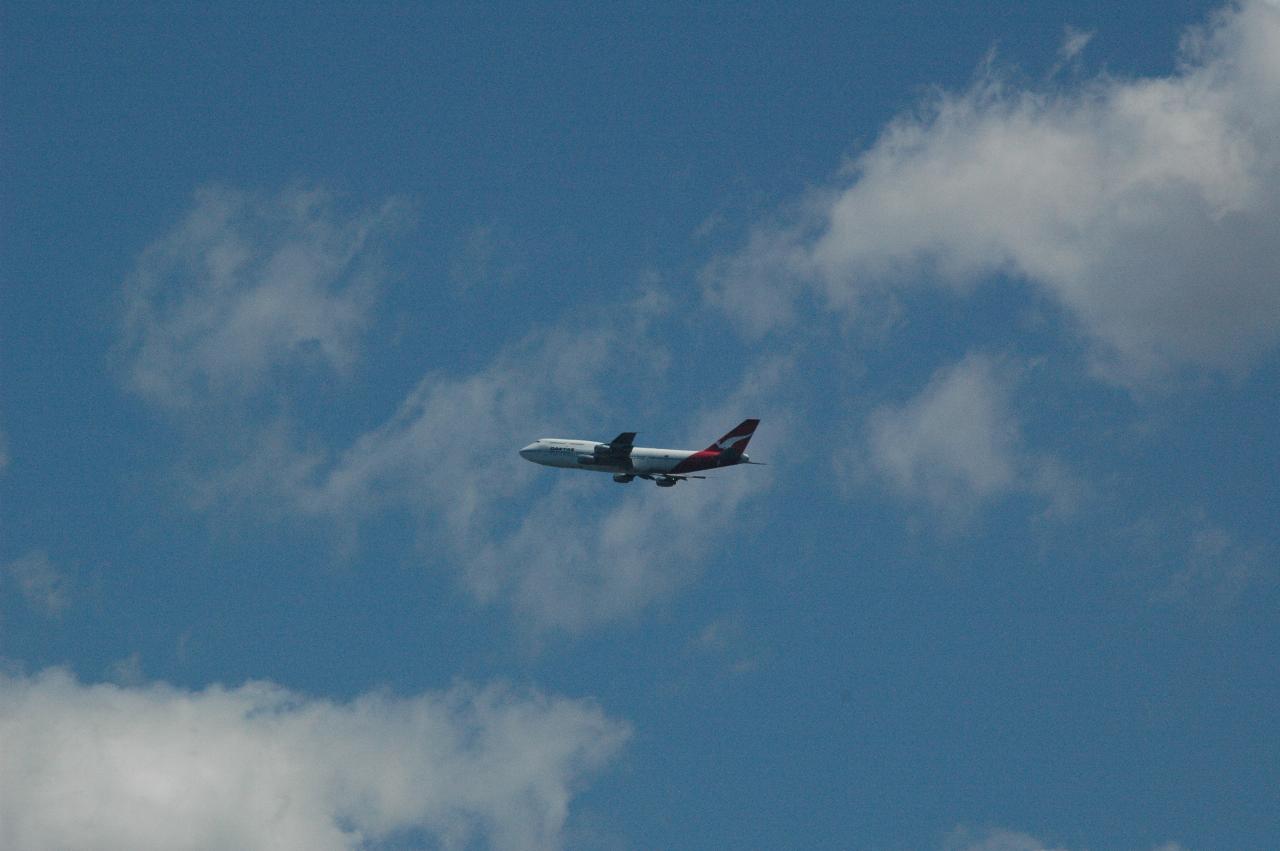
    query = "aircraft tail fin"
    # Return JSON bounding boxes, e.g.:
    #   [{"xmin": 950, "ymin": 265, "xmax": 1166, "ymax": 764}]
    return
[{"xmin": 704, "ymin": 419, "xmax": 759, "ymax": 456}]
